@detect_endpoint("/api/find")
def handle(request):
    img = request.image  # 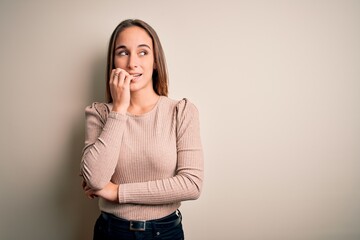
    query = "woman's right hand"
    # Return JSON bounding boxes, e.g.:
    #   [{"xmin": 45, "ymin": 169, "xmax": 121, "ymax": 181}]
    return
[{"xmin": 109, "ymin": 68, "xmax": 133, "ymax": 114}]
